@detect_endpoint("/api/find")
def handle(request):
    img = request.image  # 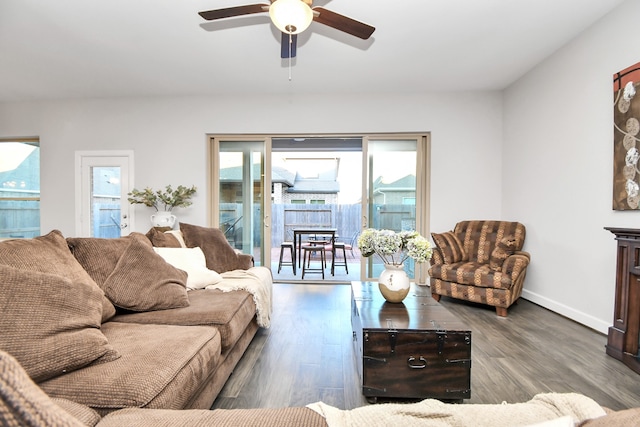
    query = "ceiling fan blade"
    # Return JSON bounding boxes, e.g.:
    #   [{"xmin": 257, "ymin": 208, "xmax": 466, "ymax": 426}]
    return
[
  {"xmin": 198, "ymin": 4, "xmax": 269, "ymax": 21},
  {"xmin": 312, "ymin": 7, "xmax": 375, "ymax": 39},
  {"xmin": 281, "ymin": 32, "xmax": 297, "ymax": 58}
]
